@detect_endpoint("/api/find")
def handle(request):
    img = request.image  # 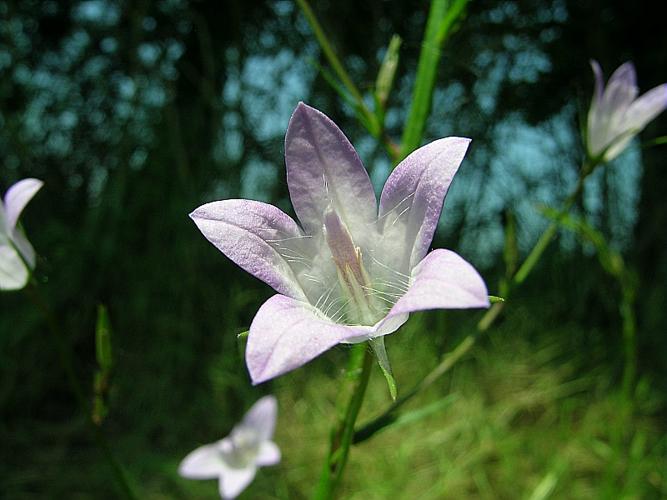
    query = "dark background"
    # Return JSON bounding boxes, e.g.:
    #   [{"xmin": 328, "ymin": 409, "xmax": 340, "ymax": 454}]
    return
[{"xmin": 1, "ymin": 0, "xmax": 665, "ymax": 498}]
